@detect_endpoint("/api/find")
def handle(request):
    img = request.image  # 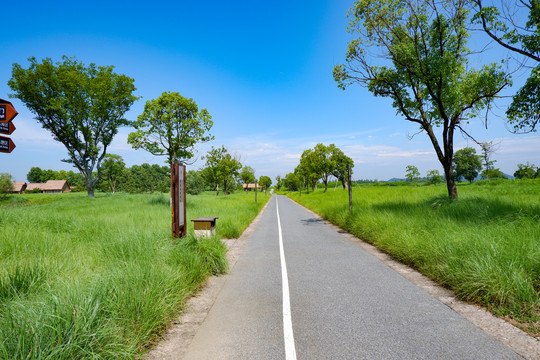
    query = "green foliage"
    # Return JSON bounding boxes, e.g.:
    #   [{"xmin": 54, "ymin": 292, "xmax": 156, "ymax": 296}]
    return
[
  {"xmin": 289, "ymin": 181, "xmax": 540, "ymax": 331},
  {"xmin": 119, "ymin": 163, "xmax": 170, "ymax": 193},
  {"xmin": 258, "ymin": 175, "xmax": 272, "ymax": 193},
  {"xmin": 472, "ymin": 0, "xmax": 540, "ymax": 133},
  {"xmin": 239, "ymin": 166, "xmax": 256, "ymax": 185},
  {"xmin": 453, "ymin": 147, "xmax": 482, "ymax": 183},
  {"xmin": 283, "ymin": 172, "xmax": 301, "ymax": 191},
  {"xmin": 405, "ymin": 165, "xmax": 420, "ymax": 182},
  {"xmin": 514, "ymin": 162, "xmax": 538, "ymax": 179},
  {"xmin": 9, "ymin": 56, "xmax": 138, "ymax": 197},
  {"xmin": 186, "ymin": 170, "xmax": 205, "ymax": 195},
  {"xmin": 100, "ymin": 154, "xmax": 125, "ymax": 193},
  {"xmin": 481, "ymin": 168, "xmax": 507, "ymax": 179},
  {"xmin": 201, "ymin": 146, "xmax": 242, "ymax": 196},
  {"xmin": 275, "ymin": 175, "xmax": 283, "ymax": 191},
  {"xmin": 334, "ymin": 0, "xmax": 510, "ymax": 199},
  {"xmin": 0, "ymin": 173, "xmax": 14, "ymax": 200},
  {"xmin": 426, "ymin": 170, "xmax": 443, "ymax": 185},
  {"xmin": 128, "ymin": 91, "xmax": 213, "ymax": 164},
  {"xmin": 329, "ymin": 144, "xmax": 354, "ymax": 189}
]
